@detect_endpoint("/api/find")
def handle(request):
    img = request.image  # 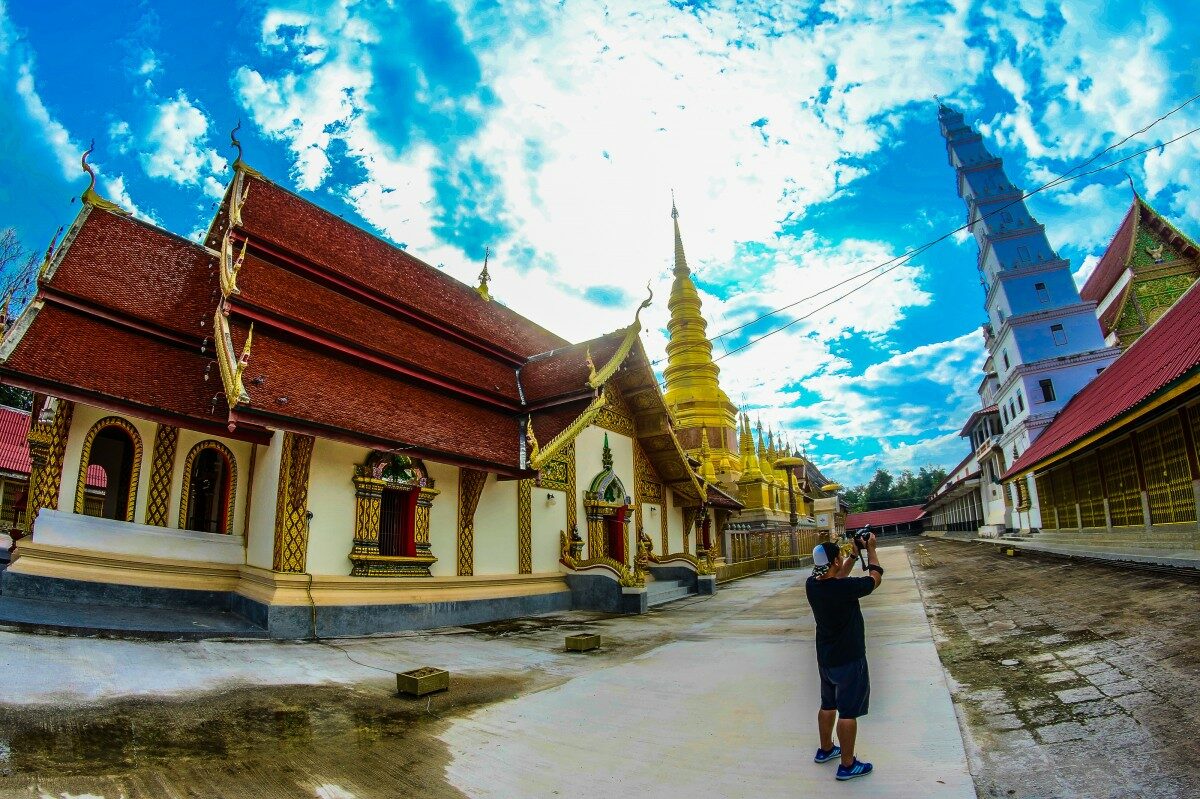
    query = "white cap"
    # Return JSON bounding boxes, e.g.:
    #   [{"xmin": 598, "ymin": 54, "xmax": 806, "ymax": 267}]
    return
[{"xmin": 812, "ymin": 544, "xmax": 832, "ymax": 567}]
